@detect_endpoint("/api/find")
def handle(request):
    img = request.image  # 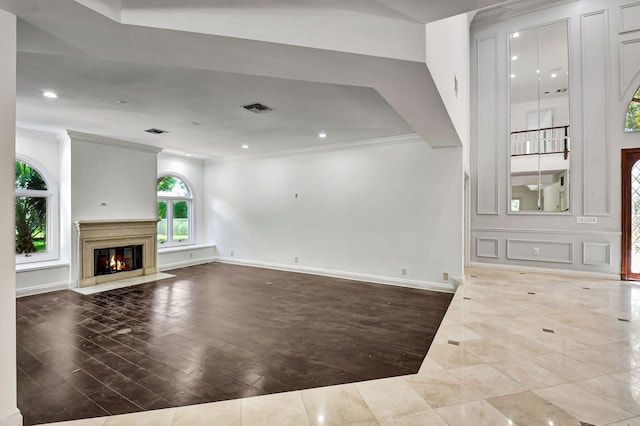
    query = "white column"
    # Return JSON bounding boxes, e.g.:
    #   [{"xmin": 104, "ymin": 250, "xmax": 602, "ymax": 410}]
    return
[{"xmin": 0, "ymin": 9, "xmax": 21, "ymax": 426}]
